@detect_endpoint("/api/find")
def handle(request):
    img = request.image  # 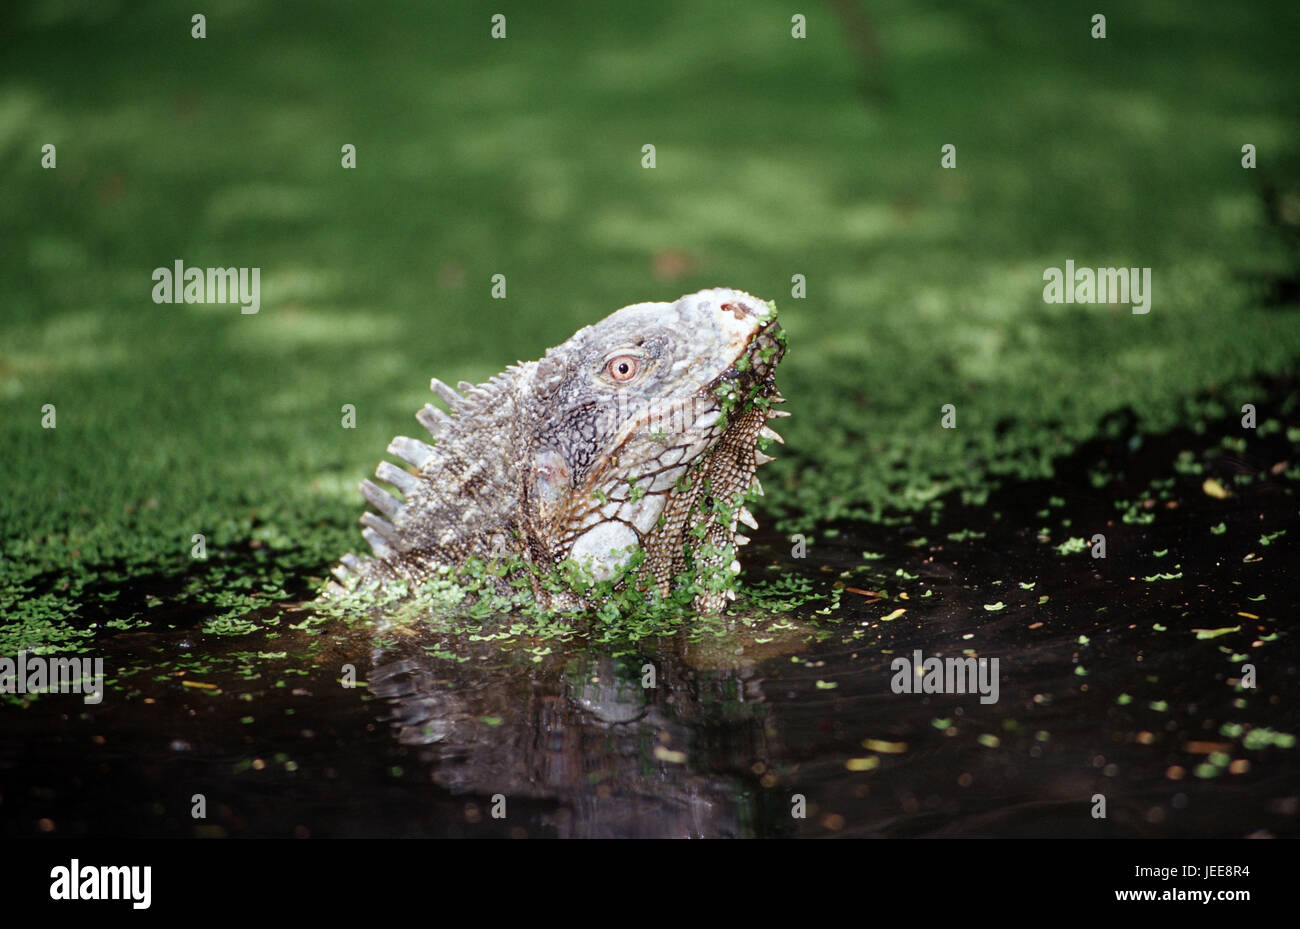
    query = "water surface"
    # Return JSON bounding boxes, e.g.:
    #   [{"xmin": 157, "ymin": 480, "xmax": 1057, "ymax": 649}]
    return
[{"xmin": 4, "ymin": 408, "xmax": 1296, "ymax": 838}]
